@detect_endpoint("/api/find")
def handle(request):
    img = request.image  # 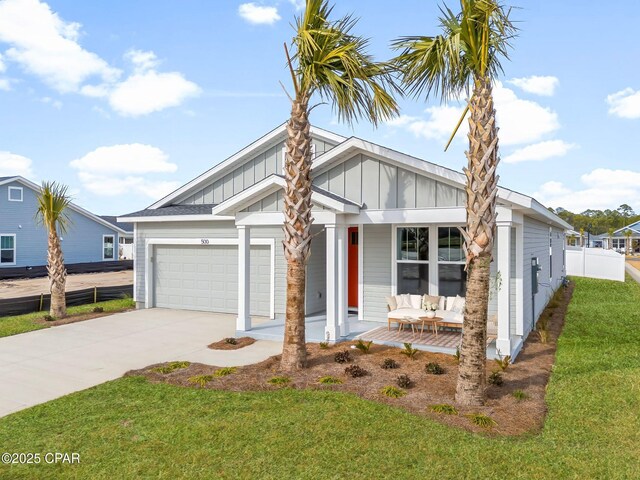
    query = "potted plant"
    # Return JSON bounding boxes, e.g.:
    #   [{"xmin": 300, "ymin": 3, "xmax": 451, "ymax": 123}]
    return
[{"xmin": 423, "ymin": 301, "xmax": 438, "ymax": 318}]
